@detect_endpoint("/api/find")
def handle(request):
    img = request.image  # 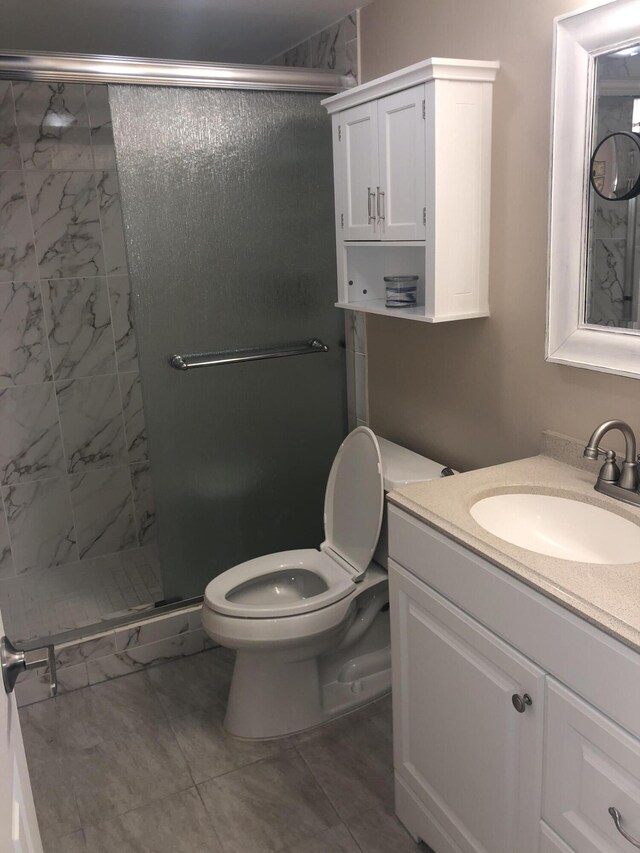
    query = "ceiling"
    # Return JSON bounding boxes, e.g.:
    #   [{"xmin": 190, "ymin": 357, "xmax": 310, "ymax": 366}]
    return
[{"xmin": 0, "ymin": 0, "xmax": 361, "ymax": 65}]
